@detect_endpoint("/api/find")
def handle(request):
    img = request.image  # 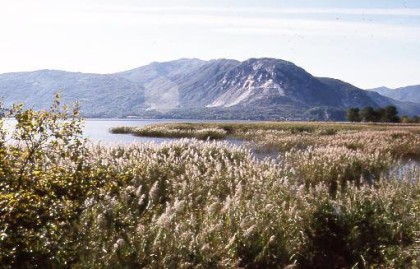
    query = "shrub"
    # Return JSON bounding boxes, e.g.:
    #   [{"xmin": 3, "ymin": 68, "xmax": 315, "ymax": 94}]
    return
[
  {"xmin": 0, "ymin": 95, "xmax": 95, "ymax": 268},
  {"xmin": 300, "ymin": 181, "xmax": 418, "ymax": 268}
]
